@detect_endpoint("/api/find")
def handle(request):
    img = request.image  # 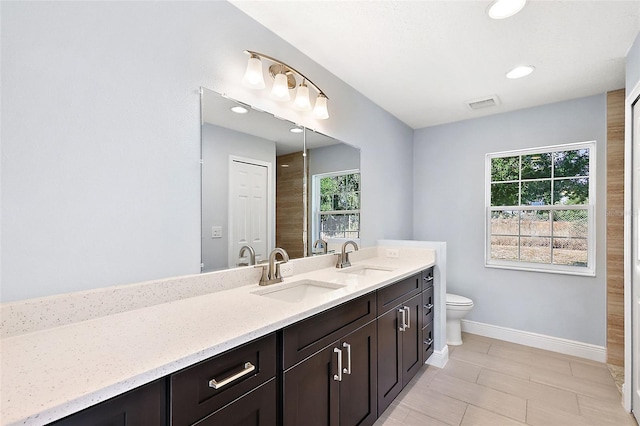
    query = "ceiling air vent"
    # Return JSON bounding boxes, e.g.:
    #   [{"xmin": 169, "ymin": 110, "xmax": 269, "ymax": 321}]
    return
[{"xmin": 466, "ymin": 95, "xmax": 501, "ymax": 110}]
